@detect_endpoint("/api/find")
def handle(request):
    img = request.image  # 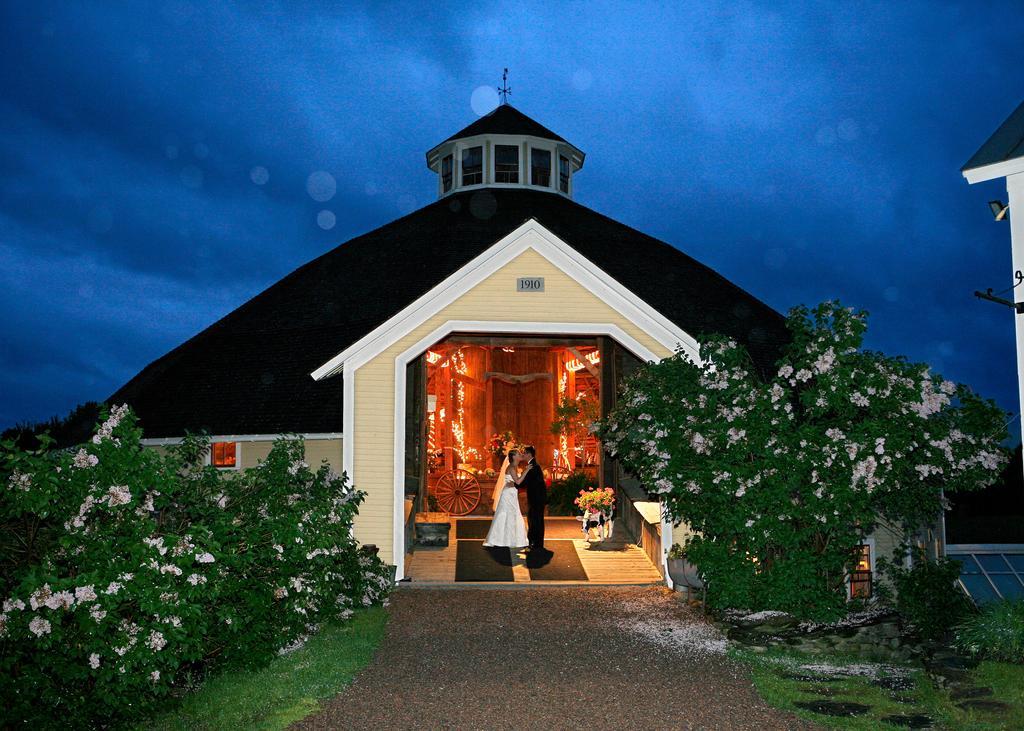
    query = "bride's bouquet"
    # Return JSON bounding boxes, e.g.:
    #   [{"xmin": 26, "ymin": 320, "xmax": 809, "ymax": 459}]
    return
[{"xmin": 487, "ymin": 430, "xmax": 518, "ymax": 457}]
